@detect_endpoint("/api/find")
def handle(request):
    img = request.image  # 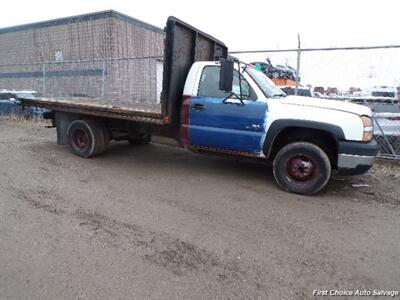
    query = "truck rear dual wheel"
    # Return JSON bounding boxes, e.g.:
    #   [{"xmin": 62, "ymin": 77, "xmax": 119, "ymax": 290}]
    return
[
  {"xmin": 67, "ymin": 119, "xmax": 109, "ymax": 158},
  {"xmin": 273, "ymin": 142, "xmax": 331, "ymax": 195}
]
